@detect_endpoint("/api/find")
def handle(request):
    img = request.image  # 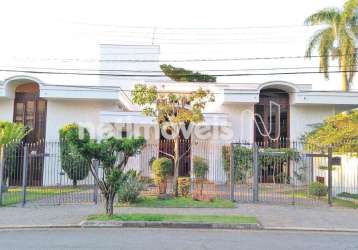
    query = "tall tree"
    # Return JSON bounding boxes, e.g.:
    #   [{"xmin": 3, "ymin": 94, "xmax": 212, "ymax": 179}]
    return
[
  {"xmin": 304, "ymin": 109, "xmax": 358, "ymax": 154},
  {"xmin": 160, "ymin": 64, "xmax": 216, "ymax": 82},
  {"xmin": 304, "ymin": 0, "xmax": 358, "ymax": 91},
  {"xmin": 132, "ymin": 84, "xmax": 214, "ymax": 196}
]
